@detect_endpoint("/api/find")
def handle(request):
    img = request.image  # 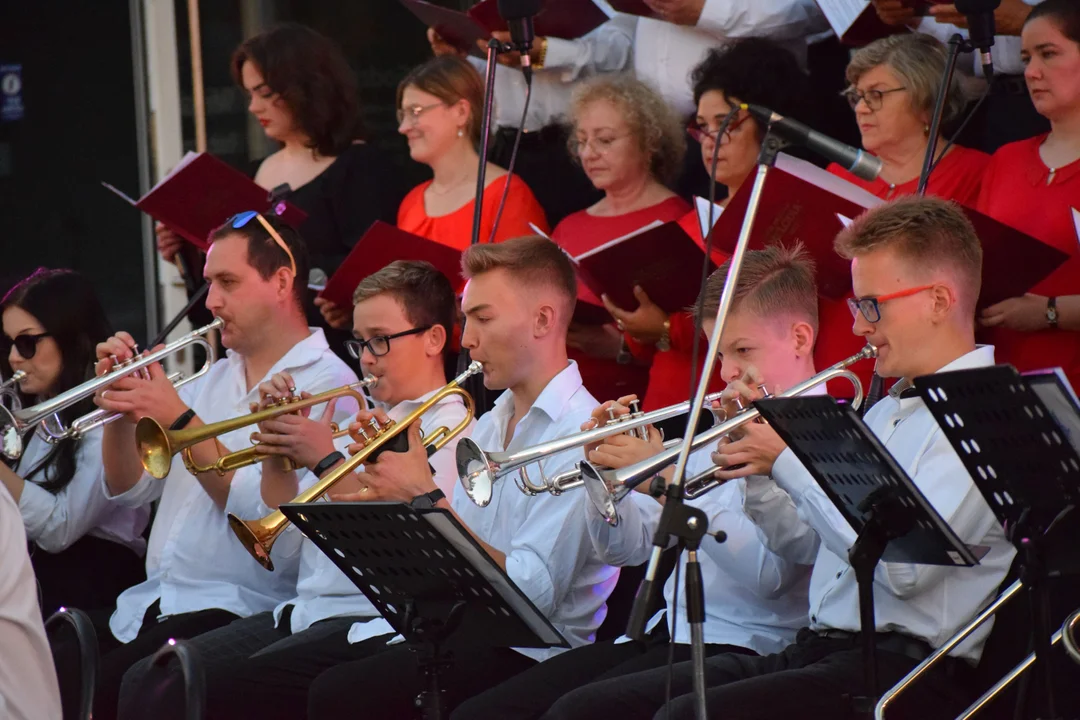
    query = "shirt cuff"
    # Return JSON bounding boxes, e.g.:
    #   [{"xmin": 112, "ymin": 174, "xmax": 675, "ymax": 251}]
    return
[{"xmin": 104, "ymin": 472, "xmax": 158, "ymax": 508}]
